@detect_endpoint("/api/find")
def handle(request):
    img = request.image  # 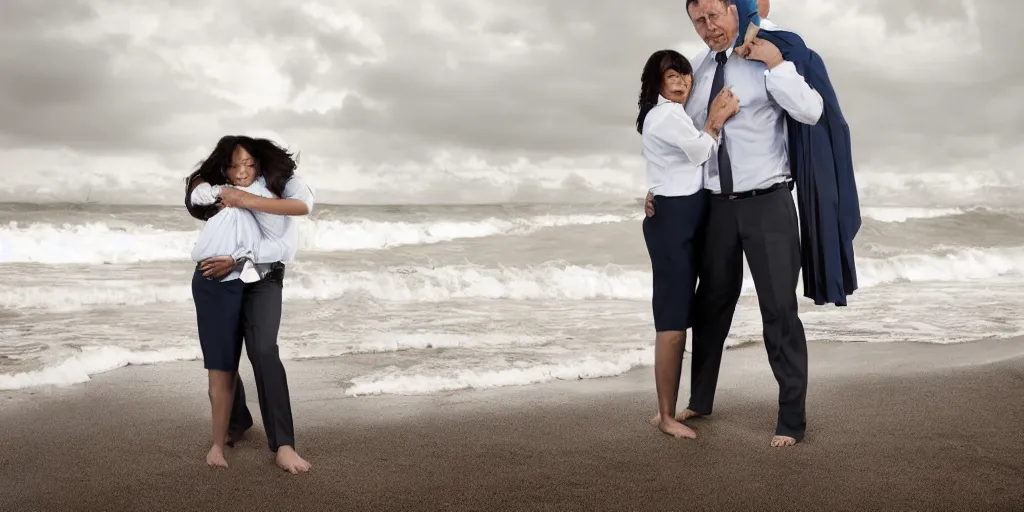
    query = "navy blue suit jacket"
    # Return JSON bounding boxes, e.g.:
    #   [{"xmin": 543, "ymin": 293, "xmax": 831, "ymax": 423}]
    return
[{"xmin": 754, "ymin": 29, "xmax": 861, "ymax": 306}]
